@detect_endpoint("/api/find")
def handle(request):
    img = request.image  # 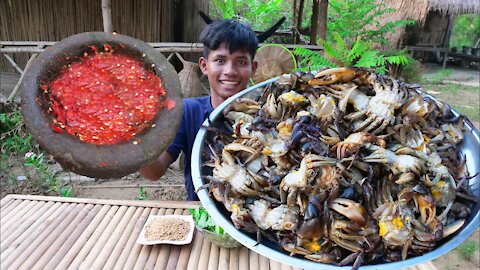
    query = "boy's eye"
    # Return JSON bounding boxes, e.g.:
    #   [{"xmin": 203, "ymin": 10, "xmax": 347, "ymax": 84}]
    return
[
  {"xmin": 237, "ymin": 59, "xmax": 248, "ymax": 65},
  {"xmin": 214, "ymin": 59, "xmax": 225, "ymax": 63}
]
